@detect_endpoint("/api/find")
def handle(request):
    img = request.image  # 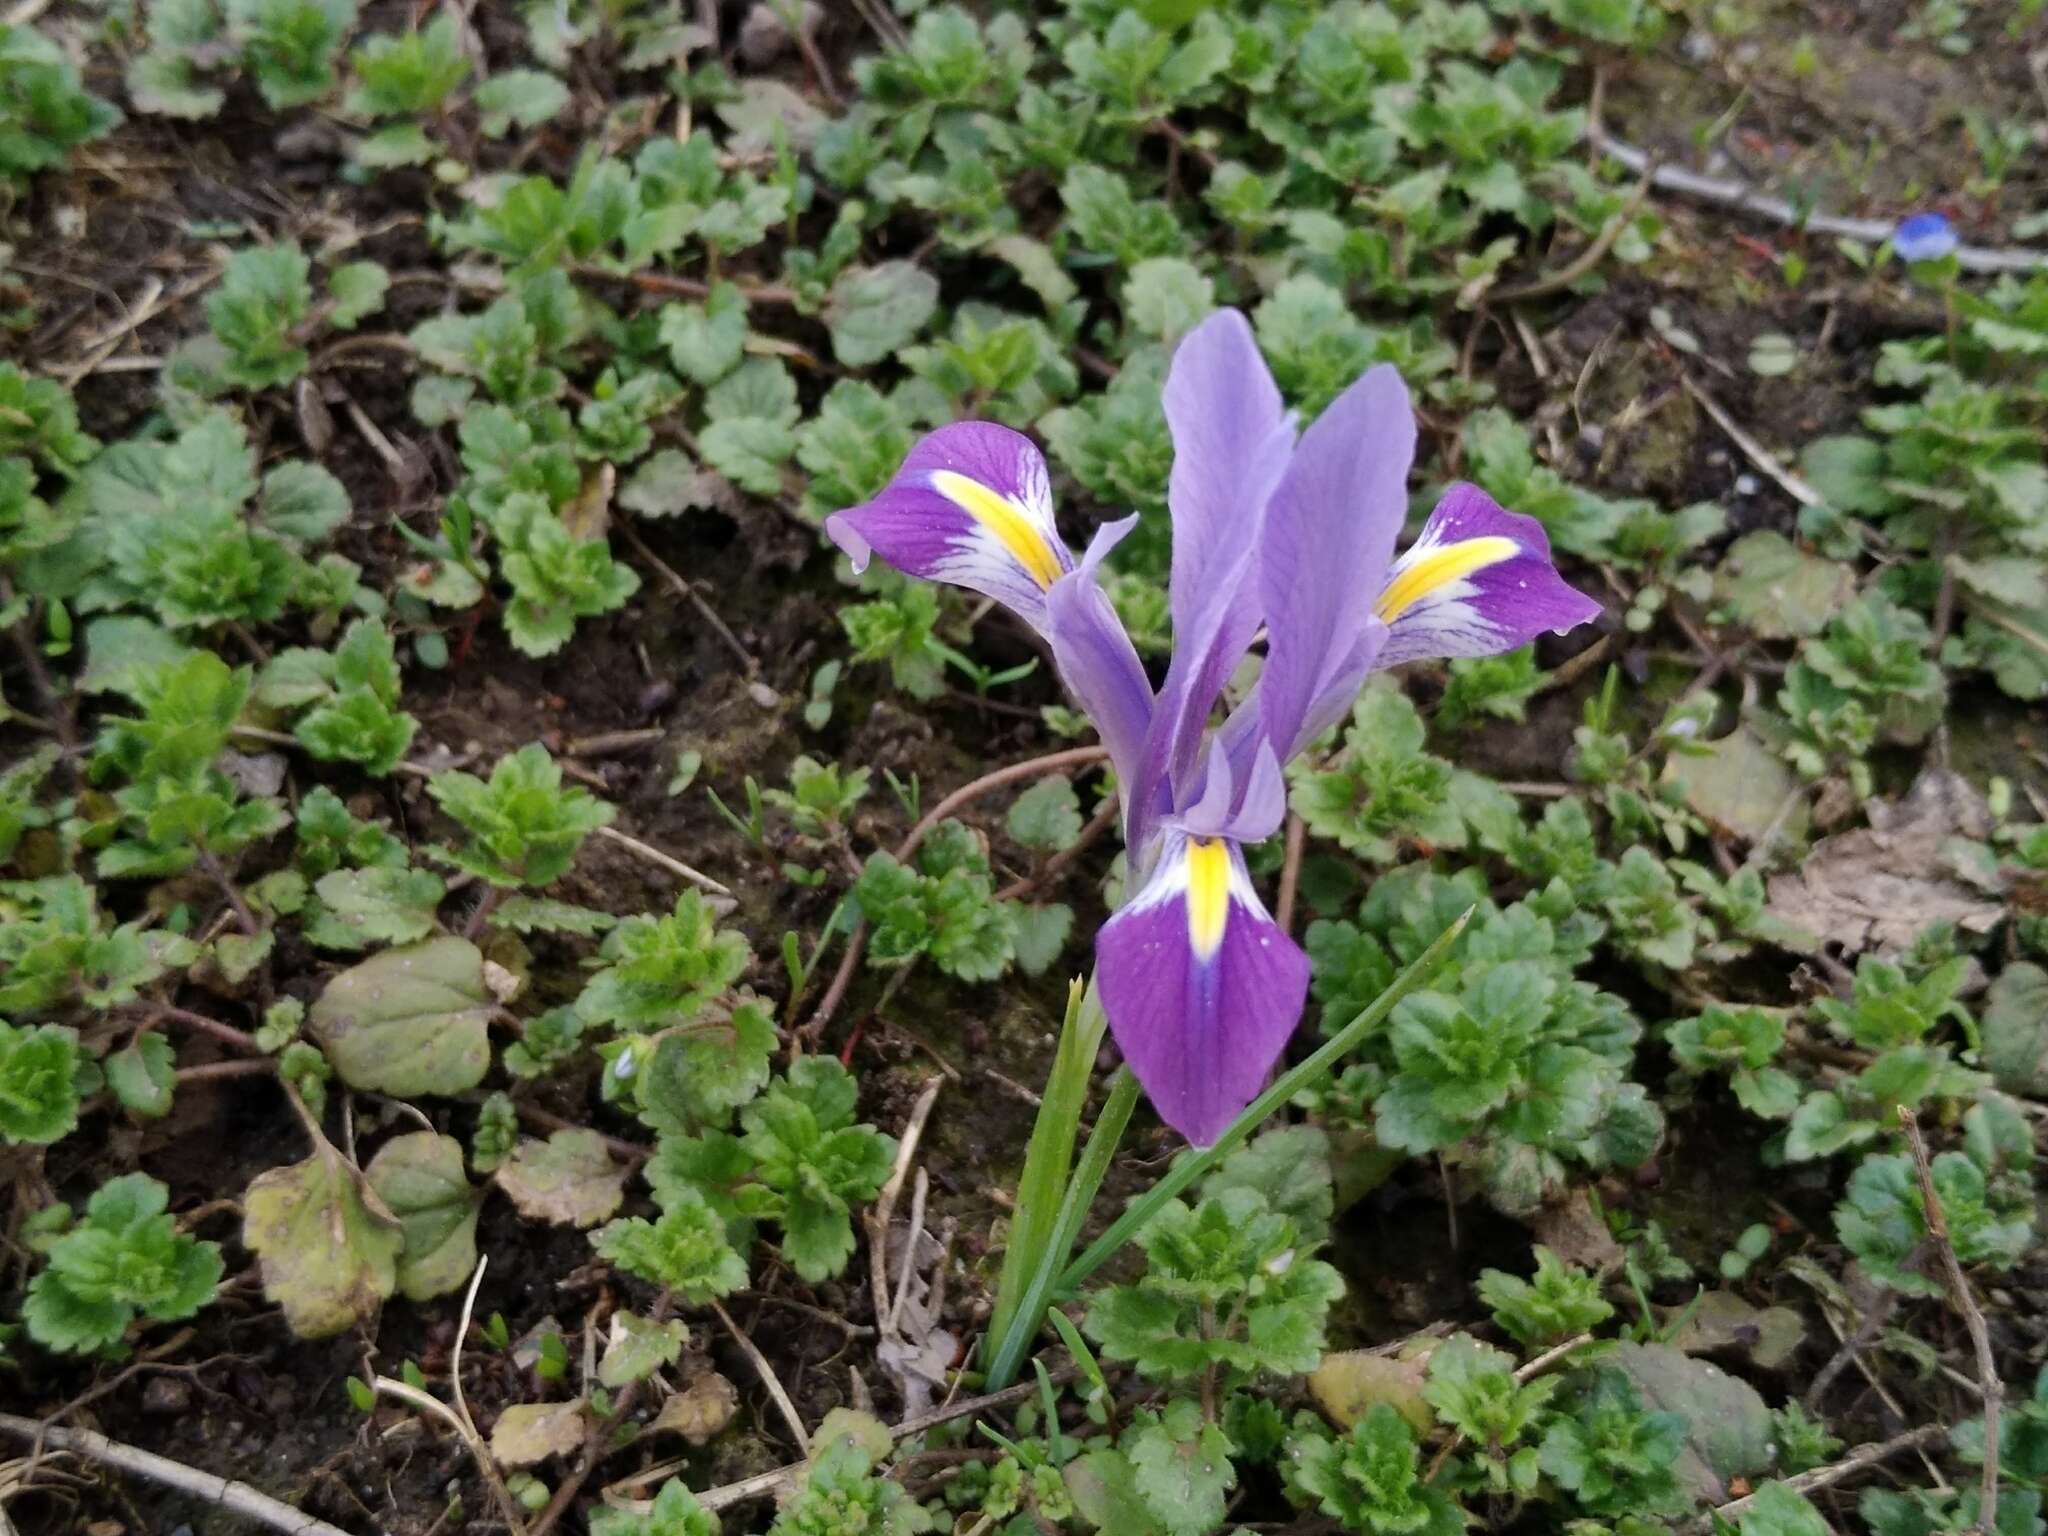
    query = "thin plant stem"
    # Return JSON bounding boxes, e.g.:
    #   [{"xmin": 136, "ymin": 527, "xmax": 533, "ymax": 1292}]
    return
[
  {"xmin": 372, "ymin": 1377, "xmax": 529, "ymax": 1536},
  {"xmin": 1900, "ymin": 1106, "xmax": 2000, "ymax": 1536},
  {"xmin": 711, "ymin": 1298, "xmax": 811, "ymax": 1456},
  {"xmin": 804, "ymin": 746, "xmax": 1109, "ymax": 1043},
  {"xmin": 195, "ymin": 847, "xmax": 260, "ymax": 937}
]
